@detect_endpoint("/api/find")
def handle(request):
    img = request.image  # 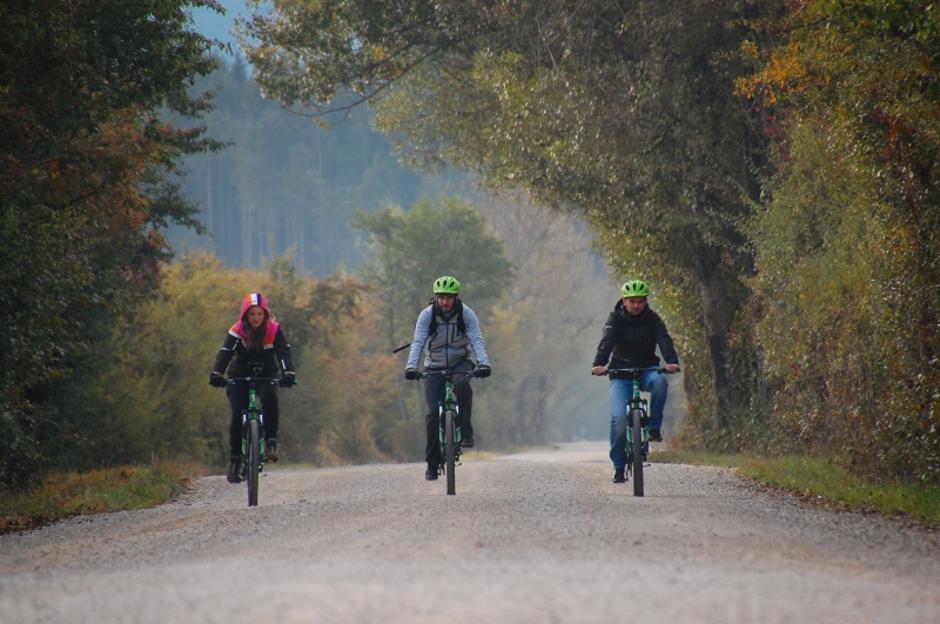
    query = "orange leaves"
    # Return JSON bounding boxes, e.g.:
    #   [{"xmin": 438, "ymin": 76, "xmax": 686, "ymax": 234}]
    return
[{"xmin": 735, "ymin": 41, "xmax": 808, "ymax": 106}]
